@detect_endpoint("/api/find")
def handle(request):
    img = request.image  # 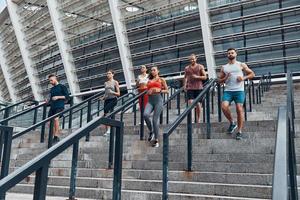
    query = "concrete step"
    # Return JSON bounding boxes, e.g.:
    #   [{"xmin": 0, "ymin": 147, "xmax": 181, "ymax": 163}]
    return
[
  {"xmin": 9, "ymin": 183, "xmax": 271, "ymax": 200},
  {"xmin": 18, "ymin": 176, "xmax": 272, "ymax": 199},
  {"xmin": 8, "ymin": 167, "xmax": 272, "ymax": 186}
]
